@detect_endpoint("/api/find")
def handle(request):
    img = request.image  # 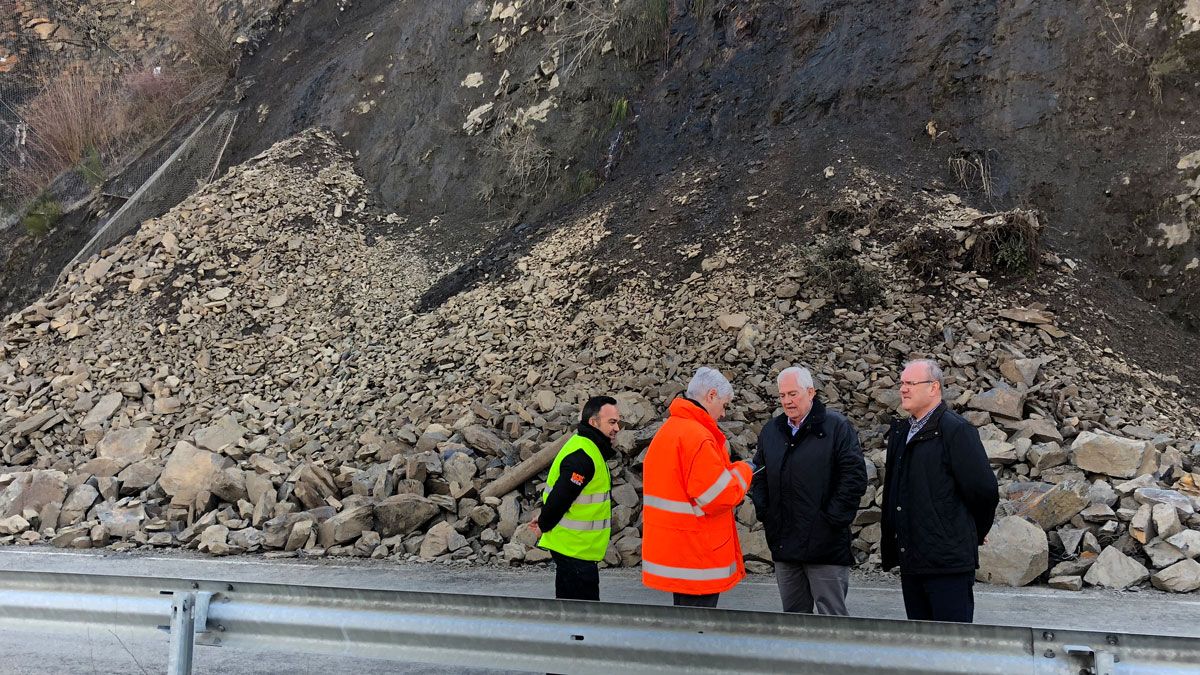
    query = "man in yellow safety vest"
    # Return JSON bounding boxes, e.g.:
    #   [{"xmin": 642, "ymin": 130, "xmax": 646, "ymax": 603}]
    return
[{"xmin": 531, "ymin": 396, "xmax": 621, "ymax": 600}]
